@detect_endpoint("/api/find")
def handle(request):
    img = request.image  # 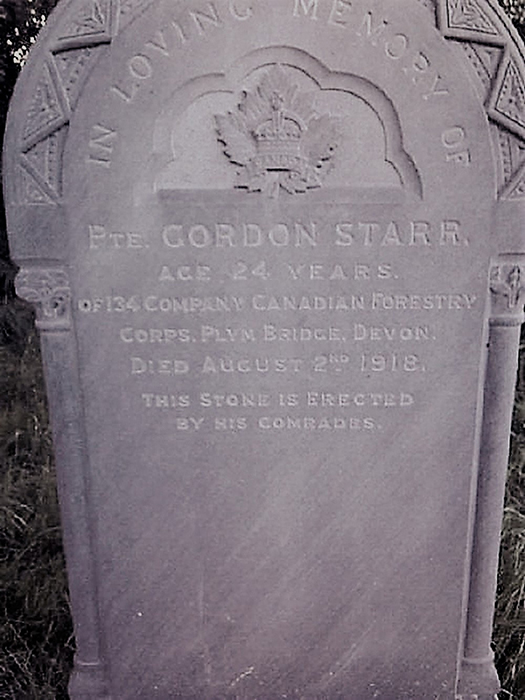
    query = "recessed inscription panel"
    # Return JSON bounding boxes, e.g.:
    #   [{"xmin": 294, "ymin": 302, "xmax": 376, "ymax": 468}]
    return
[
  {"xmin": 77, "ymin": 195, "xmax": 486, "ymax": 428},
  {"xmin": 72, "ymin": 187, "xmax": 492, "ymax": 696}
]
